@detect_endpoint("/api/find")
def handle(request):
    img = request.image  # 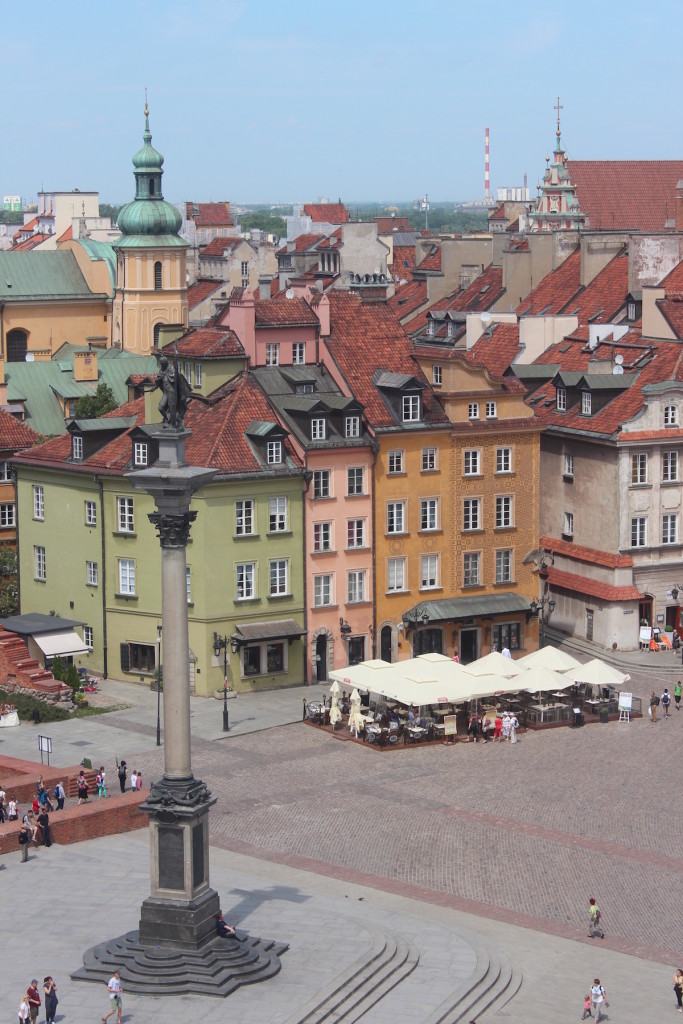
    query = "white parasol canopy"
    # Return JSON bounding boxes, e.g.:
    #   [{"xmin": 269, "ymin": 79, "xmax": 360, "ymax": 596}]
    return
[
  {"xmin": 521, "ymin": 666, "xmax": 573, "ymax": 695},
  {"xmin": 517, "ymin": 647, "xmax": 582, "ymax": 672},
  {"xmin": 461, "ymin": 651, "xmax": 525, "ymax": 678},
  {"xmin": 348, "ymin": 688, "xmax": 365, "ymax": 736},
  {"xmin": 329, "ymin": 679, "xmax": 342, "ymax": 726},
  {"xmin": 561, "ymin": 658, "xmax": 630, "ymax": 687}
]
